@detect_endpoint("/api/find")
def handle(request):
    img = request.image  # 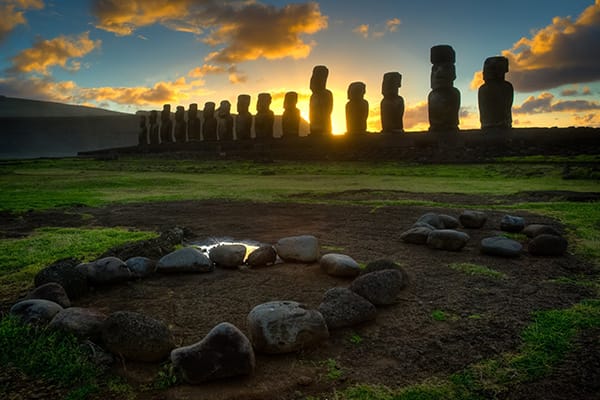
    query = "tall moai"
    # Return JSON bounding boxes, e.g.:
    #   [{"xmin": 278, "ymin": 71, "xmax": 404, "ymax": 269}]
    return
[
  {"xmin": 138, "ymin": 114, "xmax": 148, "ymax": 145},
  {"xmin": 254, "ymin": 93, "xmax": 274, "ymax": 140},
  {"xmin": 187, "ymin": 103, "xmax": 201, "ymax": 141},
  {"xmin": 174, "ymin": 106, "xmax": 186, "ymax": 143},
  {"xmin": 380, "ymin": 72, "xmax": 405, "ymax": 133},
  {"xmin": 478, "ymin": 56, "xmax": 513, "ymax": 129},
  {"xmin": 148, "ymin": 110, "xmax": 159, "ymax": 144},
  {"xmin": 202, "ymin": 102, "xmax": 217, "ymax": 141},
  {"xmin": 216, "ymin": 100, "xmax": 234, "ymax": 141},
  {"xmin": 282, "ymin": 91, "xmax": 300, "ymax": 138},
  {"xmin": 235, "ymin": 94, "xmax": 252, "ymax": 140},
  {"xmin": 346, "ymin": 81, "xmax": 369, "ymax": 135},
  {"xmin": 159, "ymin": 104, "xmax": 173, "ymax": 143},
  {"xmin": 309, "ymin": 65, "xmax": 333, "ymax": 136},
  {"xmin": 428, "ymin": 45, "xmax": 460, "ymax": 132}
]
